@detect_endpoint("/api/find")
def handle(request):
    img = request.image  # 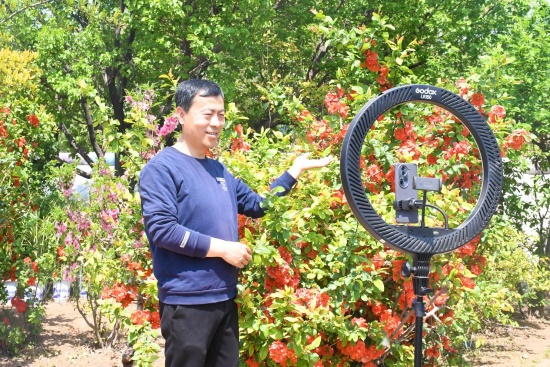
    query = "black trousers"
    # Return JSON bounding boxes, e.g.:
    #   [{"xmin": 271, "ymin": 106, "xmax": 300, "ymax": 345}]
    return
[{"xmin": 159, "ymin": 299, "xmax": 239, "ymax": 367}]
